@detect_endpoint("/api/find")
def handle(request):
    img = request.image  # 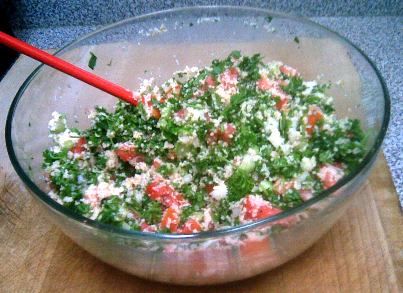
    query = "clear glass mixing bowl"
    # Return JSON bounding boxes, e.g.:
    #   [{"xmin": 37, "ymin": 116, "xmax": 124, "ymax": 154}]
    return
[{"xmin": 5, "ymin": 7, "xmax": 389, "ymax": 285}]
